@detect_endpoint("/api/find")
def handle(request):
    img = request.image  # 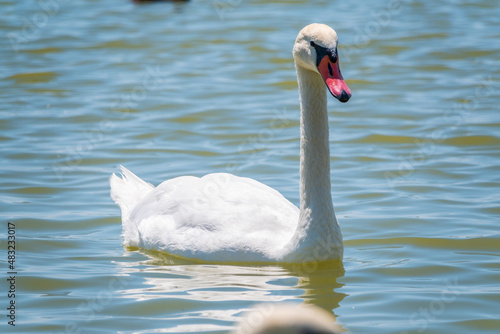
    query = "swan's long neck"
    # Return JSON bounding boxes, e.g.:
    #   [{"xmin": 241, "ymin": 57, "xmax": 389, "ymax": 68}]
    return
[
  {"xmin": 297, "ymin": 65, "xmax": 333, "ymax": 215},
  {"xmin": 281, "ymin": 64, "xmax": 342, "ymax": 262}
]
